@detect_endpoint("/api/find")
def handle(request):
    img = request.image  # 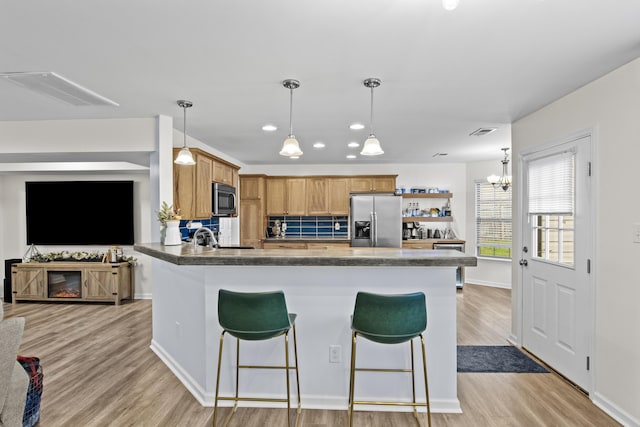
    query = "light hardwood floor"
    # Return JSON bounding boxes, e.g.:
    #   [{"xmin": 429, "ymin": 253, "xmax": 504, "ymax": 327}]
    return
[{"xmin": 3, "ymin": 284, "xmax": 619, "ymax": 426}]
